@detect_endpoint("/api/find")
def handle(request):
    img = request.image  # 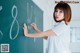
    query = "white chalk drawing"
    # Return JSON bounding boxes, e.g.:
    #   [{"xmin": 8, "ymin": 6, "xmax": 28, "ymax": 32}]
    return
[
  {"xmin": 27, "ymin": 3, "xmax": 31, "ymax": 24},
  {"xmin": 0, "ymin": 6, "xmax": 2, "ymax": 11},
  {"xmin": 27, "ymin": 25, "xmax": 32, "ymax": 30},
  {"xmin": 30, "ymin": 6, "xmax": 33, "ymax": 19},
  {"xmin": 31, "ymin": 6, "xmax": 36, "ymax": 42},
  {"xmin": 27, "ymin": 3, "xmax": 34, "ymax": 24},
  {"xmin": 27, "ymin": 3, "xmax": 29, "ymax": 18},
  {"xmin": 27, "ymin": 3, "xmax": 36, "ymax": 42},
  {"xmin": 27, "ymin": 18, "xmax": 31, "ymax": 24},
  {"xmin": 0, "ymin": 30, "xmax": 3, "ymax": 35},
  {"xmin": 9, "ymin": 5, "xmax": 19, "ymax": 40}
]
